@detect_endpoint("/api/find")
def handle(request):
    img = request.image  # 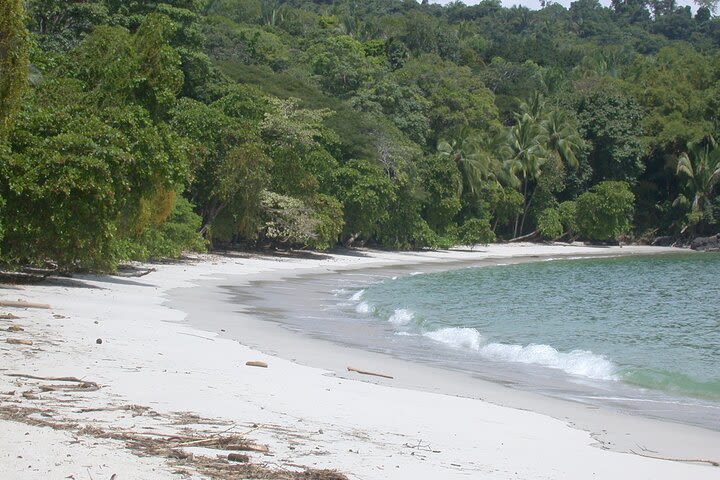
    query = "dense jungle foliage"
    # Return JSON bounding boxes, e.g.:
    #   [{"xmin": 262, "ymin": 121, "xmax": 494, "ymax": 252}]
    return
[{"xmin": 1, "ymin": 0, "xmax": 719, "ymax": 269}]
